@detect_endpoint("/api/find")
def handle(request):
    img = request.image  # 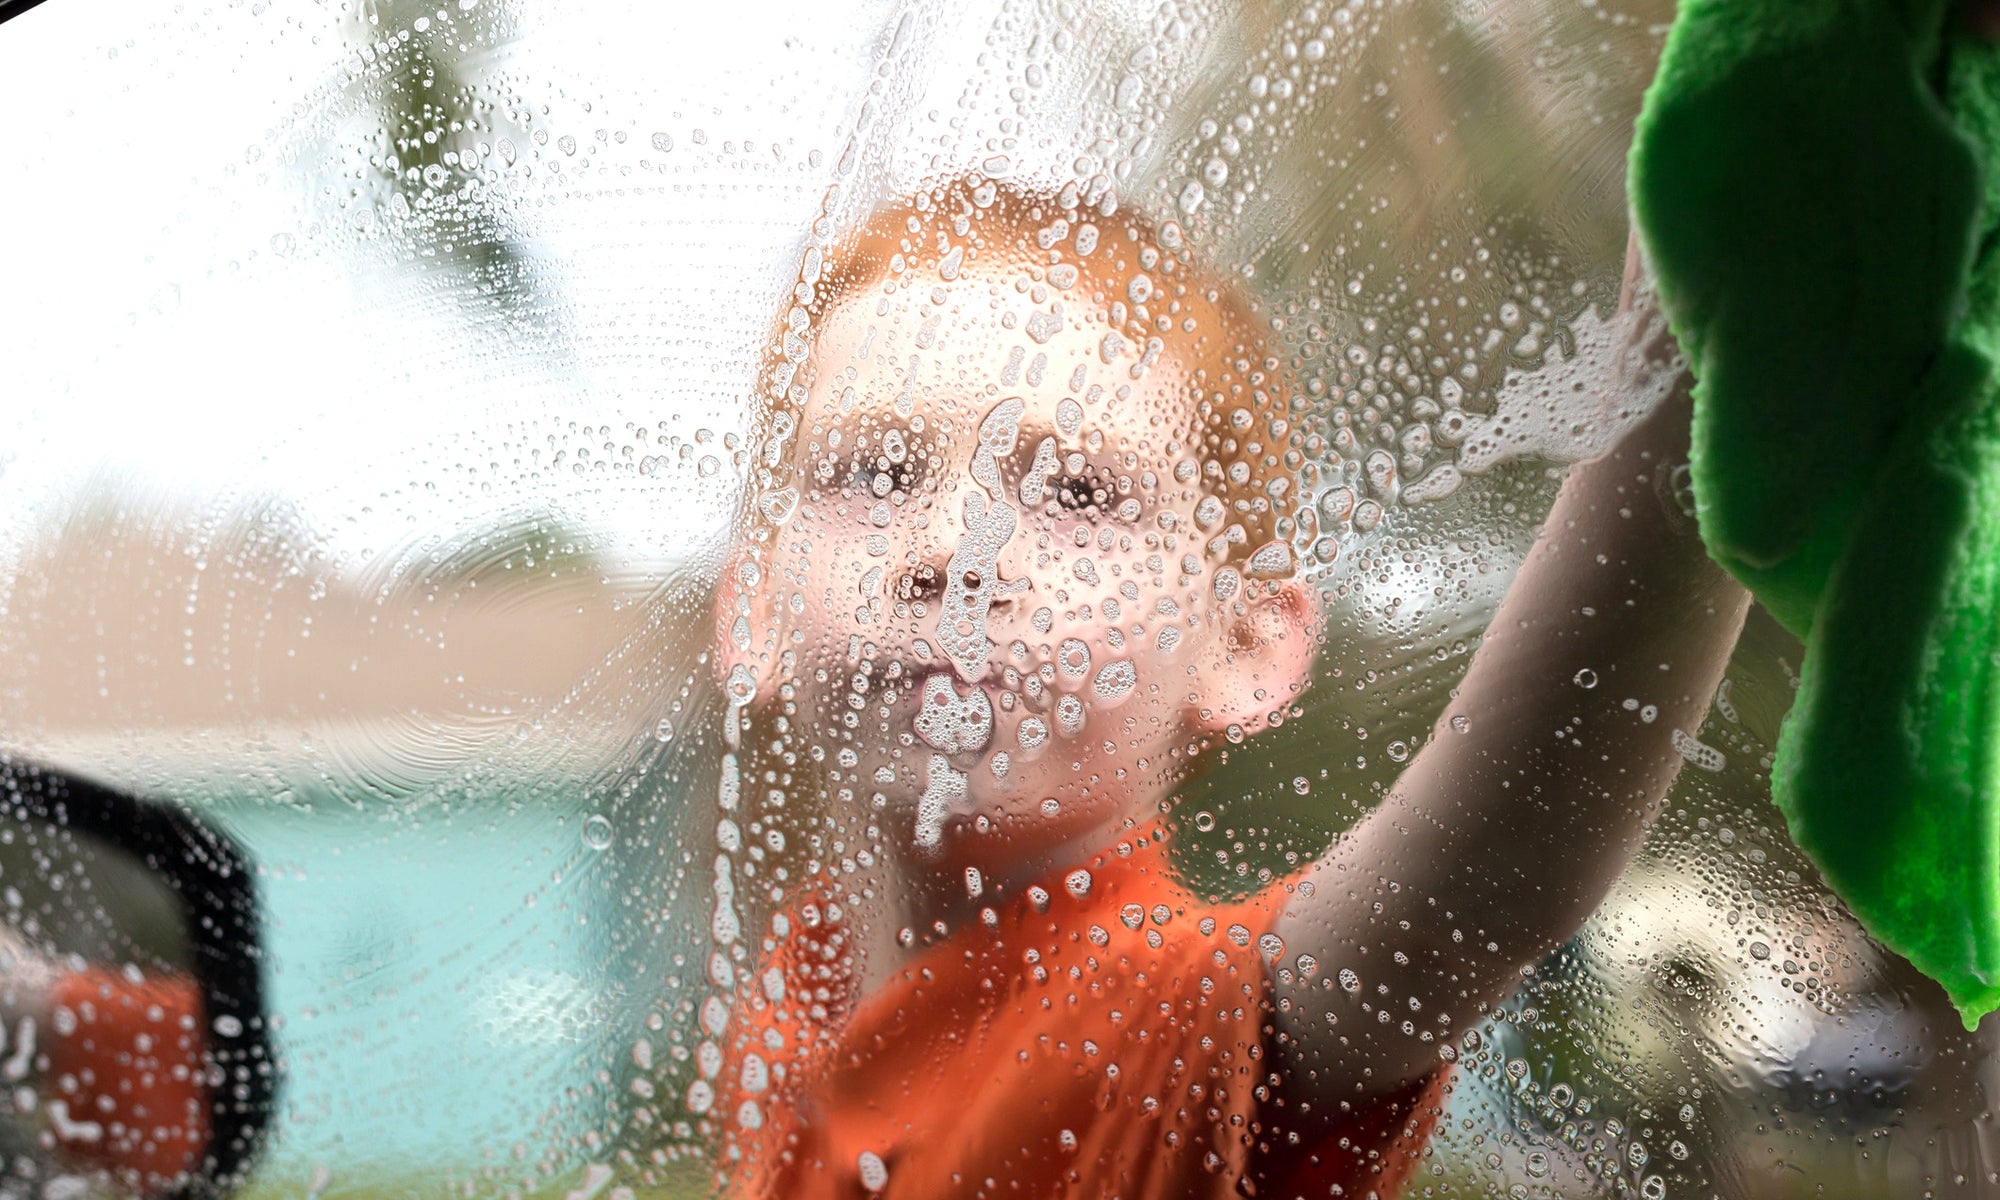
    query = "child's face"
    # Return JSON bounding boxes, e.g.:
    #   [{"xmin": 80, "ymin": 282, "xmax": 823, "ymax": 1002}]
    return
[{"xmin": 732, "ymin": 210, "xmax": 1311, "ymax": 866}]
